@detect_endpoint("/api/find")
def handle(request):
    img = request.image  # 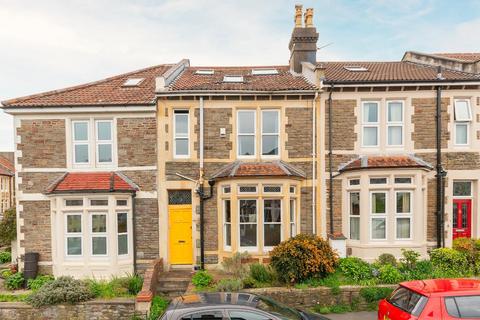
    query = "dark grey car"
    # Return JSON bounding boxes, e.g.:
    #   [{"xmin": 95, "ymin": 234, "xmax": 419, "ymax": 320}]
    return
[{"xmin": 160, "ymin": 292, "xmax": 330, "ymax": 320}]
